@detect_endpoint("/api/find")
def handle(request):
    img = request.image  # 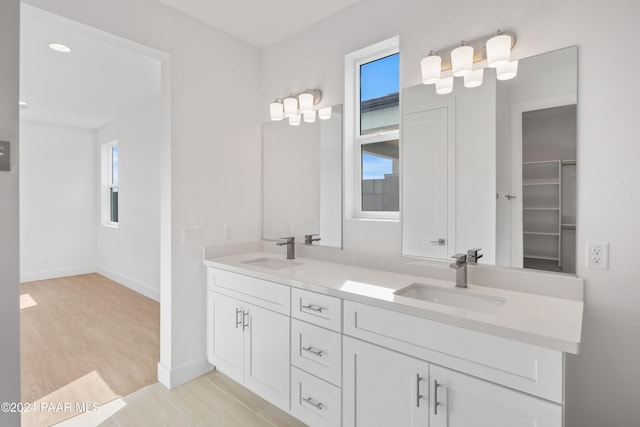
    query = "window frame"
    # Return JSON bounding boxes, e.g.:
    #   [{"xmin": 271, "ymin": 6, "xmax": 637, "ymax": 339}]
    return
[
  {"xmin": 102, "ymin": 141, "xmax": 119, "ymax": 227},
  {"xmin": 345, "ymin": 36, "xmax": 400, "ymax": 220}
]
